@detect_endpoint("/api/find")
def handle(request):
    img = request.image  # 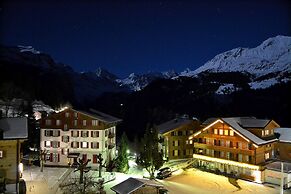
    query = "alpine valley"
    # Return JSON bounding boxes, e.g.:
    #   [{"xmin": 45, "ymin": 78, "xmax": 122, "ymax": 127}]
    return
[{"xmin": 0, "ymin": 35, "xmax": 290, "ymax": 138}]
